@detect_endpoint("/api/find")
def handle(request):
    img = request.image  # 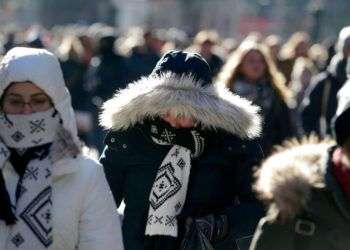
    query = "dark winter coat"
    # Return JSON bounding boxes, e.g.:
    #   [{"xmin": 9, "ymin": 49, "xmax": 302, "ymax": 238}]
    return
[
  {"xmin": 60, "ymin": 58, "xmax": 90, "ymax": 110},
  {"xmin": 260, "ymin": 92, "xmax": 294, "ymax": 155},
  {"xmin": 127, "ymin": 47, "xmax": 160, "ymax": 82},
  {"xmin": 99, "ymin": 73, "xmax": 263, "ymax": 250},
  {"xmin": 85, "ymin": 52, "xmax": 131, "ymax": 151},
  {"xmin": 250, "ymin": 142, "xmax": 350, "ymax": 250},
  {"xmin": 301, "ymin": 54, "xmax": 347, "ymax": 136},
  {"xmin": 205, "ymin": 53, "xmax": 224, "ymax": 77},
  {"xmin": 89, "ymin": 53, "xmax": 130, "ymax": 102},
  {"xmin": 101, "ymin": 125, "xmax": 263, "ymax": 250},
  {"xmin": 231, "ymin": 79, "xmax": 295, "ymax": 156},
  {"xmin": 60, "ymin": 58, "xmax": 96, "ymax": 145},
  {"xmin": 277, "ymin": 57, "xmax": 294, "ymax": 84}
]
